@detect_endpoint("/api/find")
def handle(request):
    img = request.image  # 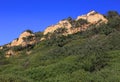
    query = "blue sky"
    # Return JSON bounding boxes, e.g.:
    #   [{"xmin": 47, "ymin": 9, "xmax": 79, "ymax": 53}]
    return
[{"xmin": 0, "ymin": 0, "xmax": 120, "ymax": 45}]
